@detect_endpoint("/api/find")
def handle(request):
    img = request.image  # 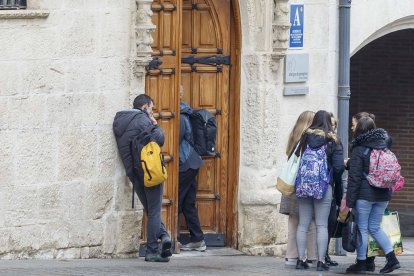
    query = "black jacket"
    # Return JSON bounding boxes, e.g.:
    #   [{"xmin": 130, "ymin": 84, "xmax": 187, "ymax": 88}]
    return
[
  {"xmin": 346, "ymin": 128, "xmax": 392, "ymax": 208},
  {"xmin": 302, "ymin": 129, "xmax": 345, "ymax": 205},
  {"xmin": 113, "ymin": 109, "xmax": 164, "ymax": 185}
]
